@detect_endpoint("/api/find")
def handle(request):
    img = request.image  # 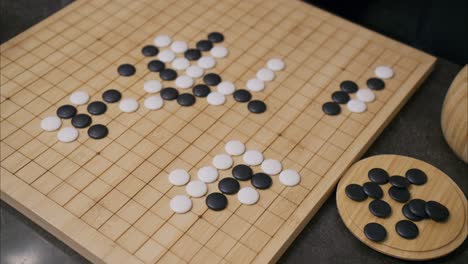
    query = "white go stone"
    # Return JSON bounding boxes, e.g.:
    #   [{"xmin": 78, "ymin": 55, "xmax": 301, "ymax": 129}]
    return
[
  {"xmin": 168, "ymin": 169, "xmax": 190, "ymax": 186},
  {"xmin": 243, "ymin": 150, "xmax": 264, "ymax": 166},
  {"xmin": 57, "ymin": 127, "xmax": 78, "ymax": 143},
  {"xmin": 41, "ymin": 116, "xmax": 61, "ymax": 131},
  {"xmin": 170, "ymin": 195, "xmax": 192, "ymax": 214},
  {"xmin": 237, "ymin": 187, "xmax": 259, "ymax": 205},
  {"xmin": 197, "ymin": 56, "xmax": 216, "ymax": 69},
  {"xmin": 375, "ymin": 66, "xmax": 394, "ymax": 79},
  {"xmin": 279, "ymin": 169, "xmax": 300, "ymax": 186},
  {"xmin": 261, "ymin": 159, "xmax": 282, "ymax": 175},
  {"xmin": 212, "ymin": 154, "xmax": 233, "ymax": 170},
  {"xmin": 185, "ymin": 65, "xmax": 204, "ymax": 78},
  {"xmin": 356, "ymin": 88, "xmax": 376, "ymax": 103},
  {"xmin": 347, "ymin": 99, "xmax": 367, "ymax": 113},
  {"xmin": 210, "ymin": 46, "xmax": 228, "ymax": 58},
  {"xmin": 69, "ymin": 91, "xmax": 89, "ymax": 105},
  {"xmin": 256, "ymin": 68, "xmax": 275, "ymax": 82},
  {"xmin": 143, "ymin": 80, "xmax": 162, "ymax": 93},
  {"xmin": 224, "ymin": 140, "xmax": 245, "ymax": 156},
  {"xmin": 267, "ymin": 58, "xmax": 285, "ymax": 71},
  {"xmin": 119, "ymin": 98, "xmax": 139, "ymax": 113},
  {"xmin": 185, "ymin": 180, "xmax": 208, "ymax": 198},
  {"xmin": 175, "ymin": 75, "xmax": 193, "ymax": 89},
  {"xmin": 170, "ymin": 40, "xmax": 188, "ymax": 53},
  {"xmin": 217, "ymin": 81, "xmax": 236, "ymax": 95},
  {"xmin": 197, "ymin": 166, "xmax": 218, "ymax": 183},
  {"xmin": 153, "ymin": 34, "xmax": 172, "ymax": 47},
  {"xmin": 246, "ymin": 78, "xmax": 265, "ymax": 92},
  {"xmin": 144, "ymin": 95, "xmax": 164, "ymax": 110},
  {"xmin": 172, "ymin": 57, "xmax": 190, "ymax": 70},
  {"xmin": 158, "ymin": 49, "xmax": 176, "ymax": 62},
  {"xmin": 207, "ymin": 92, "xmax": 226, "ymax": 106}
]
